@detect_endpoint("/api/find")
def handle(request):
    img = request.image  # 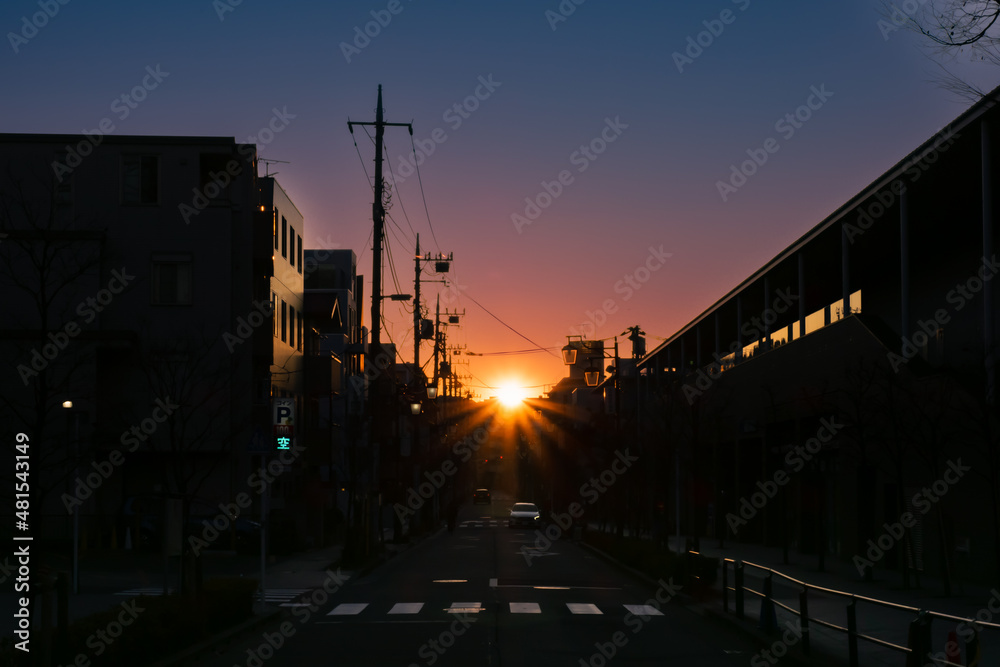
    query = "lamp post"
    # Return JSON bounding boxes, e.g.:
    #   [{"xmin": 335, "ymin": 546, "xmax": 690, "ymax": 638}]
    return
[{"xmin": 61, "ymin": 400, "xmax": 81, "ymax": 594}]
